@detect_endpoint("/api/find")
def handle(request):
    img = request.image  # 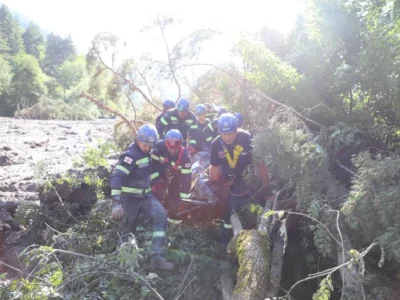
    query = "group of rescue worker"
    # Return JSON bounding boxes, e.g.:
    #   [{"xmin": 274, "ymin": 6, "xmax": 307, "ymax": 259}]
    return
[{"xmin": 109, "ymin": 97, "xmax": 269, "ymax": 271}]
